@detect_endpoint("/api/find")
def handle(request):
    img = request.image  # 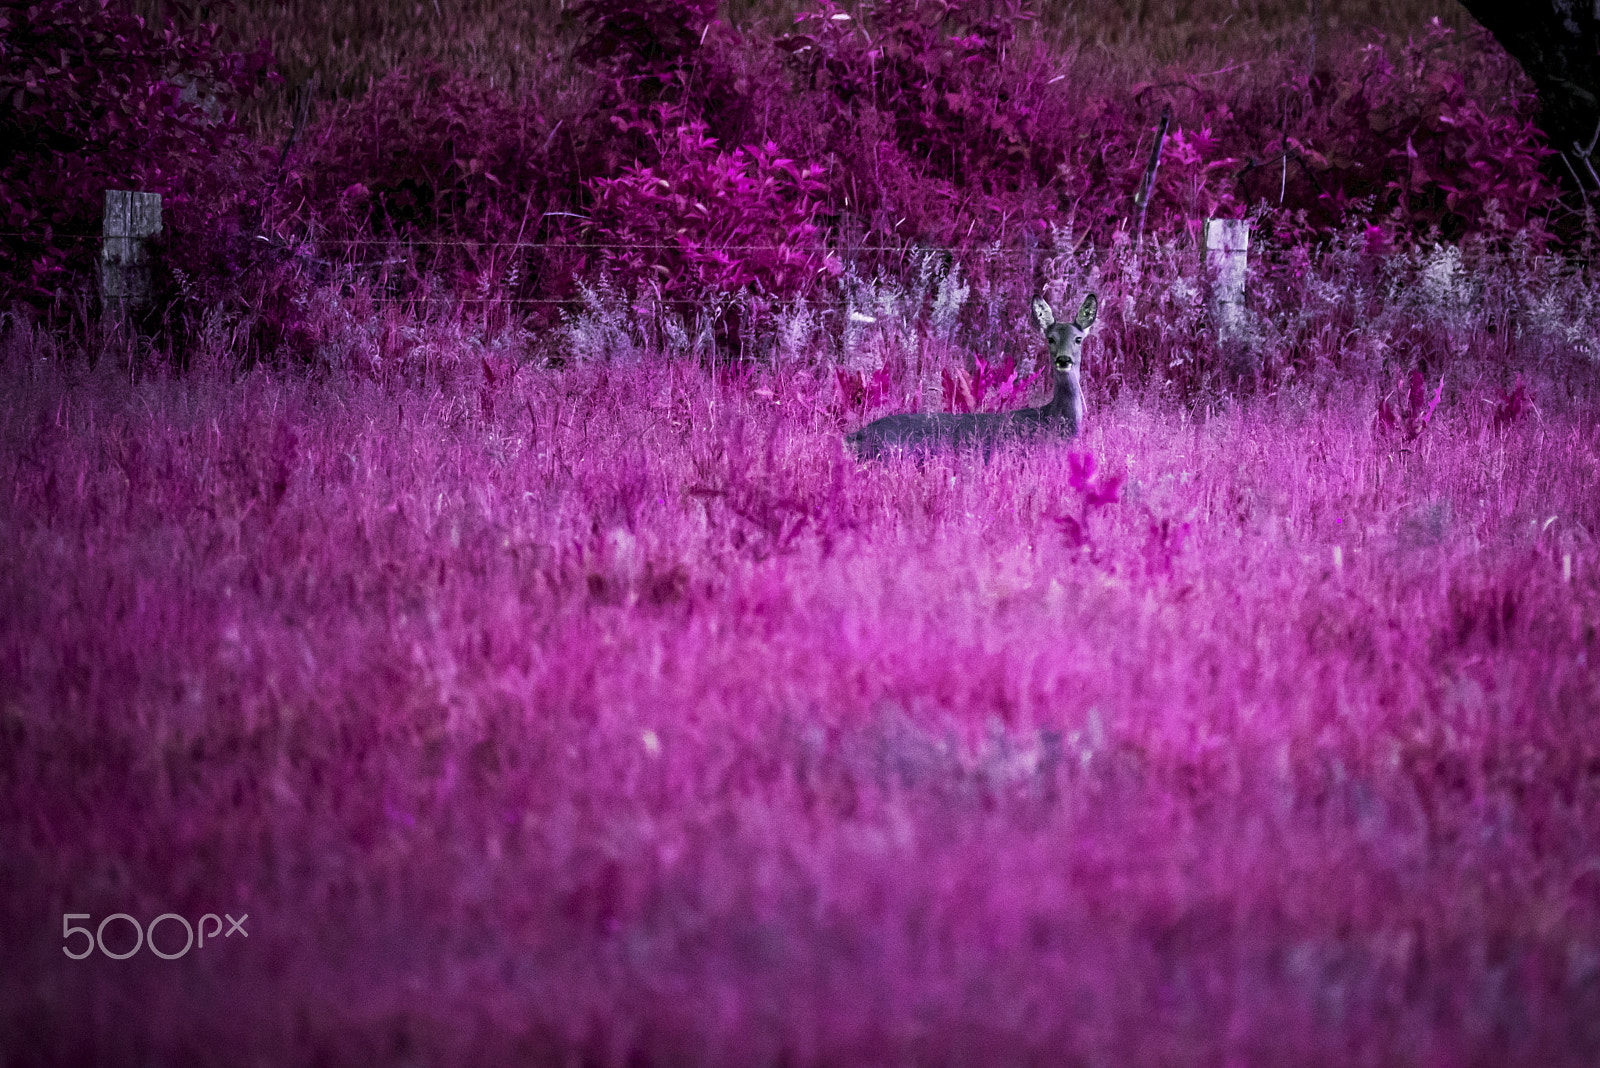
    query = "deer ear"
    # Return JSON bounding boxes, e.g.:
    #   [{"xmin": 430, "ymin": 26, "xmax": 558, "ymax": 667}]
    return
[
  {"xmin": 1031, "ymin": 298, "xmax": 1055, "ymax": 330},
  {"xmin": 1073, "ymin": 292, "xmax": 1099, "ymax": 330}
]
